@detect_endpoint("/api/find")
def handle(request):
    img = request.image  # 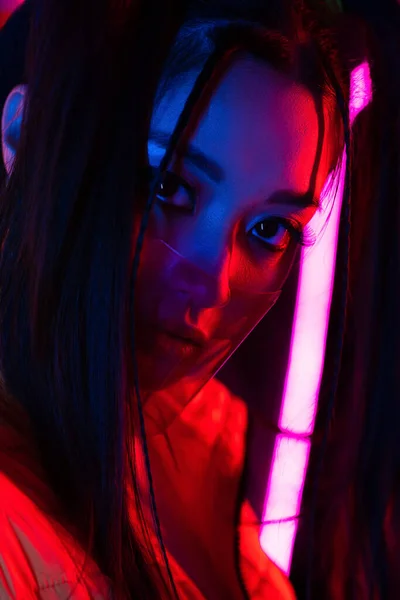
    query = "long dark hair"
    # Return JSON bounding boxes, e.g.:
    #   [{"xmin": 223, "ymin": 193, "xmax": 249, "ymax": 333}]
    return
[{"xmin": 0, "ymin": 1, "xmax": 354, "ymax": 597}]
